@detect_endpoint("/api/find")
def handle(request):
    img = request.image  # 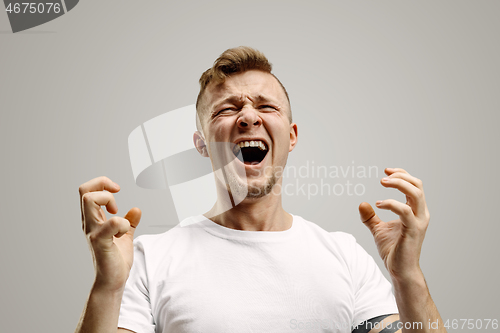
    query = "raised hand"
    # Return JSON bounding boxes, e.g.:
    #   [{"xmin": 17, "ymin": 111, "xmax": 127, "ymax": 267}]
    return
[
  {"xmin": 358, "ymin": 168, "xmax": 430, "ymax": 281},
  {"xmin": 79, "ymin": 176, "xmax": 142, "ymax": 291}
]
